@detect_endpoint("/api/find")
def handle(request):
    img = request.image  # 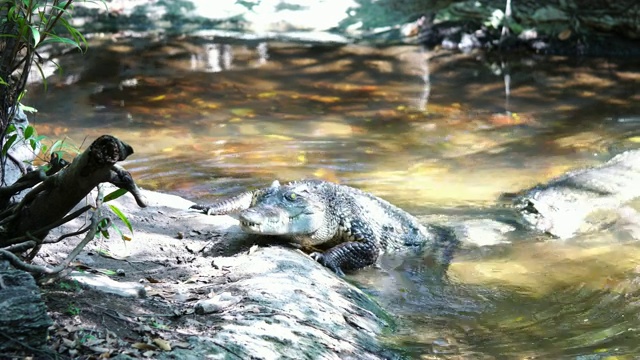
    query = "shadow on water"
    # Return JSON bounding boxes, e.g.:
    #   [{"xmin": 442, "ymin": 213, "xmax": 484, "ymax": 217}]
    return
[{"xmin": 27, "ymin": 36, "xmax": 640, "ymax": 358}]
